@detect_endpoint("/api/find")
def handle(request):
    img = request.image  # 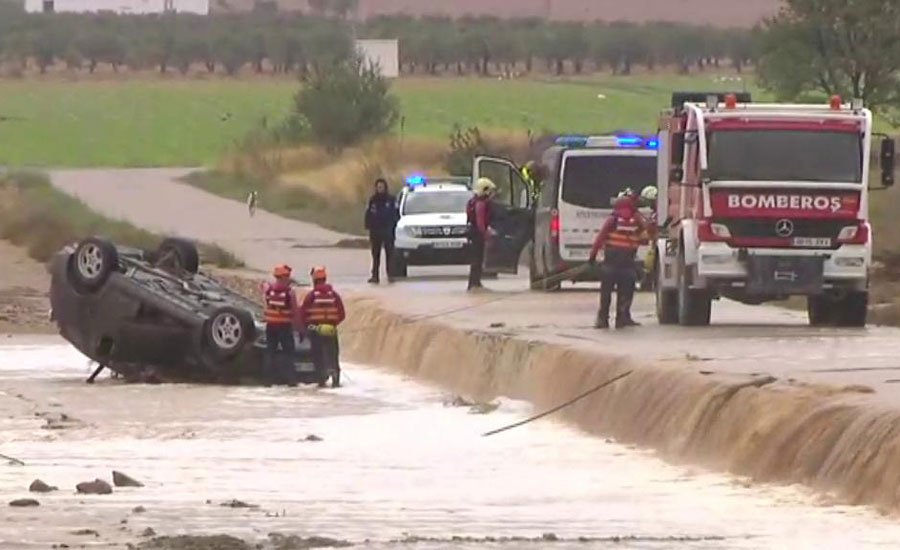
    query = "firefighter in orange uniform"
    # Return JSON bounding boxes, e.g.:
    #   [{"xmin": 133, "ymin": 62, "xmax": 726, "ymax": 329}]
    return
[
  {"xmin": 262, "ymin": 264, "xmax": 300, "ymax": 386},
  {"xmin": 298, "ymin": 266, "xmax": 346, "ymax": 387},
  {"xmin": 588, "ymin": 191, "xmax": 651, "ymax": 329}
]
